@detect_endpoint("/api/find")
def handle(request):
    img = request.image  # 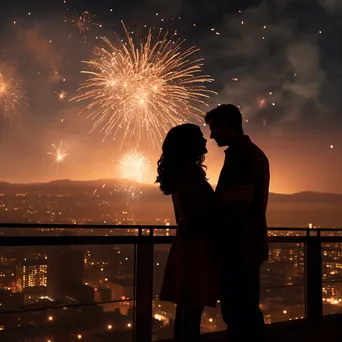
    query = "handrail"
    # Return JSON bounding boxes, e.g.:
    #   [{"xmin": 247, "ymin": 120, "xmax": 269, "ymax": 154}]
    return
[
  {"xmin": 0, "ymin": 222, "xmax": 342, "ymax": 231},
  {"xmin": 0, "ymin": 235, "xmax": 342, "ymax": 247}
]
